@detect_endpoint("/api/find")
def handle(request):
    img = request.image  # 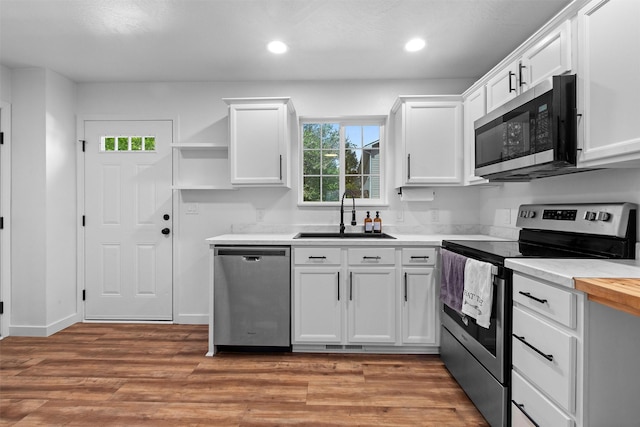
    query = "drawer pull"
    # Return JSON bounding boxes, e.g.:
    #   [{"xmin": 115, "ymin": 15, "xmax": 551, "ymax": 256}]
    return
[
  {"xmin": 512, "ymin": 400, "xmax": 540, "ymax": 427},
  {"xmin": 518, "ymin": 291, "xmax": 548, "ymax": 304},
  {"xmin": 410, "ymin": 256, "xmax": 430, "ymax": 259},
  {"xmin": 308, "ymin": 256, "xmax": 327, "ymax": 260},
  {"xmin": 363, "ymin": 256, "xmax": 381, "ymax": 260},
  {"xmin": 513, "ymin": 334, "xmax": 554, "ymax": 362}
]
